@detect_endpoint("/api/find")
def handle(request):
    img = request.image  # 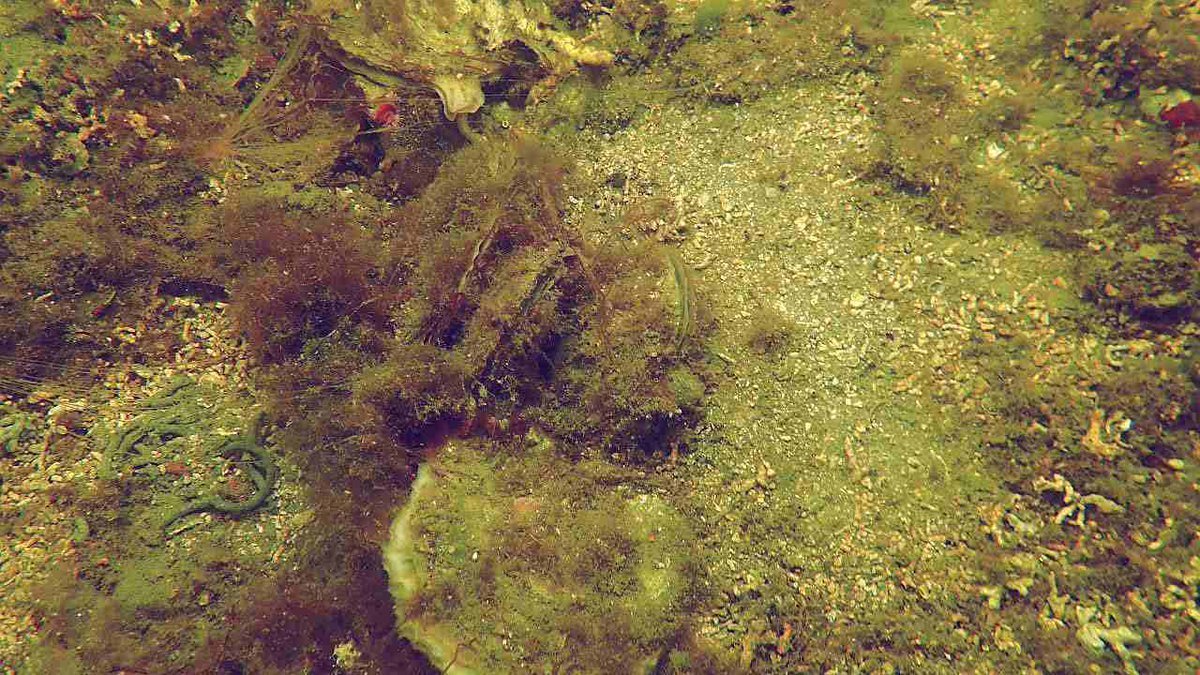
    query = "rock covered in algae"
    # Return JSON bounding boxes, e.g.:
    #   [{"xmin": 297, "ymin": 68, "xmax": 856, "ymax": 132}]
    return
[
  {"xmin": 311, "ymin": 0, "xmax": 614, "ymax": 119},
  {"xmin": 383, "ymin": 437, "xmax": 697, "ymax": 673}
]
